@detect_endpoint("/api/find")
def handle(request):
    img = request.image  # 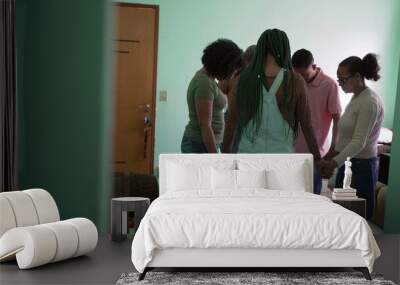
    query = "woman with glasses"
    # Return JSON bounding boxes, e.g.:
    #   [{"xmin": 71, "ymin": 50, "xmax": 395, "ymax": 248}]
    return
[{"xmin": 321, "ymin": 53, "xmax": 384, "ymax": 220}]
